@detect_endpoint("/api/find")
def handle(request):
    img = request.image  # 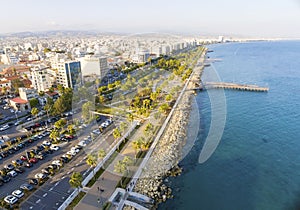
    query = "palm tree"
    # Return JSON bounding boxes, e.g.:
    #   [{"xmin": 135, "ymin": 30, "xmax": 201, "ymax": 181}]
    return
[
  {"xmin": 119, "ymin": 122, "xmax": 128, "ymax": 134},
  {"xmin": 132, "ymin": 139, "xmax": 142, "ymax": 158},
  {"xmin": 31, "ymin": 107, "xmax": 39, "ymax": 119},
  {"xmin": 114, "ymin": 160, "xmax": 127, "ymax": 187},
  {"xmin": 1, "ymin": 86, "xmax": 7, "ymax": 99},
  {"xmin": 113, "ymin": 128, "xmax": 121, "ymax": 139},
  {"xmin": 98, "ymin": 149, "xmax": 106, "ymax": 160},
  {"xmin": 69, "ymin": 172, "xmax": 83, "ymax": 190},
  {"xmin": 86, "ymin": 154, "xmax": 98, "ymax": 180},
  {"xmin": 50, "ymin": 129, "xmax": 60, "ymax": 143},
  {"xmin": 127, "ymin": 113, "xmax": 134, "ymax": 124}
]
